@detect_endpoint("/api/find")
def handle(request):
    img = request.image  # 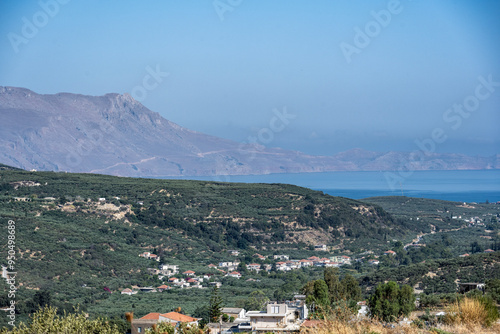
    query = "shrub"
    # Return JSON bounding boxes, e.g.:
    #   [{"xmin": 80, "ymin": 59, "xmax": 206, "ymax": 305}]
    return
[
  {"xmin": 368, "ymin": 281, "xmax": 415, "ymax": 322},
  {"xmin": 444, "ymin": 296, "xmax": 499, "ymax": 328},
  {"xmin": 1, "ymin": 306, "xmax": 120, "ymax": 334},
  {"xmin": 145, "ymin": 322, "xmax": 175, "ymax": 334}
]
